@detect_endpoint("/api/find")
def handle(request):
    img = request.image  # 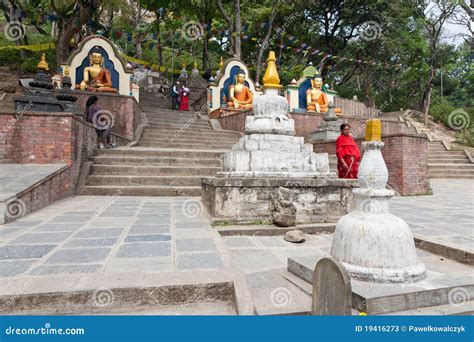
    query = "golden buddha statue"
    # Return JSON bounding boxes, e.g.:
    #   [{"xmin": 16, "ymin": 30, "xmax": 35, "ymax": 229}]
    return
[
  {"xmin": 79, "ymin": 50, "xmax": 117, "ymax": 93},
  {"xmin": 227, "ymin": 69, "xmax": 253, "ymax": 109},
  {"xmin": 306, "ymin": 74, "xmax": 328, "ymax": 113}
]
